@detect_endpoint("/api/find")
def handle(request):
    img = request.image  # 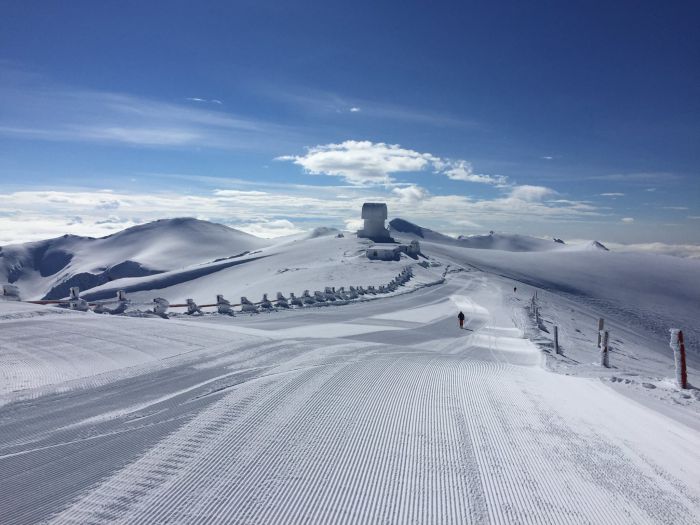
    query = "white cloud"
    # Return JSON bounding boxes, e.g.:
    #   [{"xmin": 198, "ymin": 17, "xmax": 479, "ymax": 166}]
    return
[
  {"xmin": 95, "ymin": 215, "xmax": 128, "ymax": 225},
  {"xmin": 186, "ymin": 97, "xmax": 223, "ymax": 105},
  {"xmin": 602, "ymin": 241, "xmax": 700, "ymax": 259},
  {"xmin": 443, "ymin": 160, "xmax": 508, "ymax": 185},
  {"xmin": 621, "ymin": 217, "xmax": 635, "ymax": 223},
  {"xmin": 541, "ymin": 156, "xmax": 554, "ymax": 160},
  {"xmin": 236, "ymin": 219, "xmax": 304, "ymax": 238},
  {"xmin": 344, "ymin": 218, "xmax": 364, "ymax": 231},
  {"xmin": 508, "ymin": 185, "xmax": 556, "ymax": 202},
  {"xmin": 279, "ymin": 140, "xmax": 508, "ymax": 187},
  {"xmin": 277, "ymin": 140, "xmax": 439, "ymax": 185},
  {"xmin": 600, "ymin": 192, "xmax": 625, "ymax": 197},
  {"xmin": 95, "ymin": 199, "xmax": 122, "ymax": 210},
  {"xmin": 349, "ymin": 107, "xmax": 361, "ymax": 112},
  {"xmin": 213, "ymin": 190, "xmax": 269, "ymax": 197},
  {"xmin": 80, "ymin": 126, "xmax": 202, "ymax": 146},
  {"xmin": 391, "ymin": 185, "xmax": 429, "ymax": 205}
]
